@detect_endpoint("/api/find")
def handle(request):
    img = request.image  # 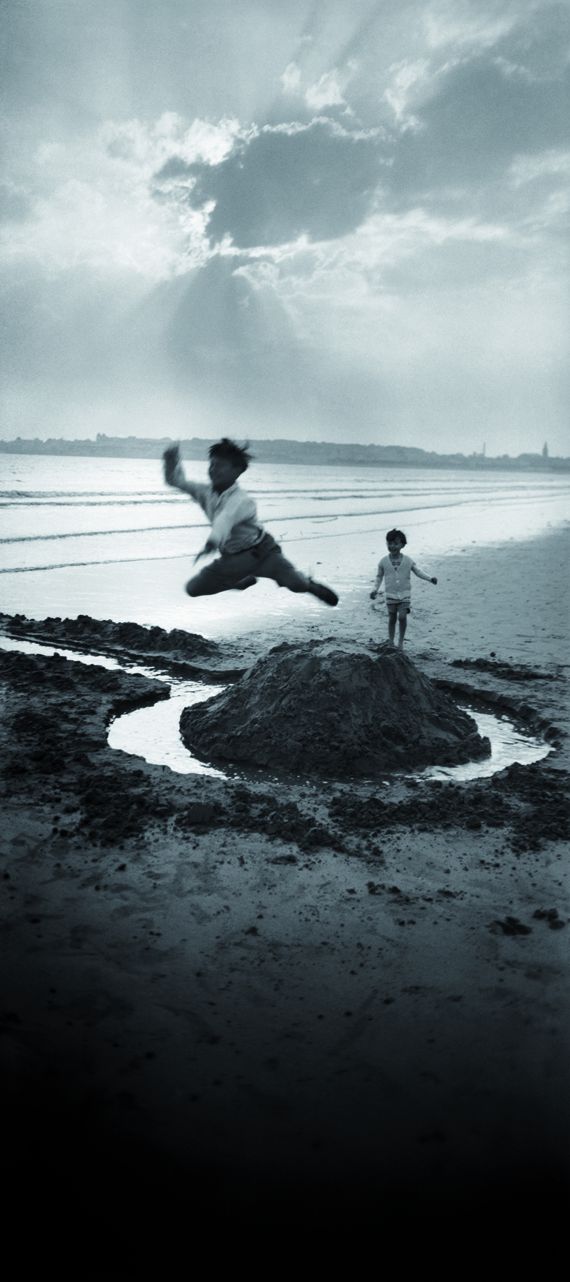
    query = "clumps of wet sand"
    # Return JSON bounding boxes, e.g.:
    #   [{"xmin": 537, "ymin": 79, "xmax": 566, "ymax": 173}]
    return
[
  {"xmin": 329, "ymin": 761, "xmax": 570, "ymax": 851},
  {"xmin": 1, "ymin": 649, "xmax": 171, "ymax": 841},
  {"xmin": 181, "ymin": 638, "xmax": 491, "ymax": 777},
  {"xmin": 2, "ymin": 611, "xmax": 217, "ymax": 657},
  {"xmin": 450, "ymin": 657, "xmax": 560, "ymax": 682},
  {"xmin": 0, "ymin": 611, "xmax": 242, "ymax": 677}
]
